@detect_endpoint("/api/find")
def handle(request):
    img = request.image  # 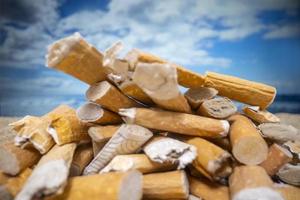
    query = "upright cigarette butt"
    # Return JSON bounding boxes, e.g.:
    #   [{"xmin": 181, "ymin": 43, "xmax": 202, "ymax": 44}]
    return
[
  {"xmin": 260, "ymin": 144, "xmax": 292, "ymax": 176},
  {"xmin": 118, "ymin": 80, "xmax": 154, "ymax": 105},
  {"xmin": 258, "ymin": 123, "xmax": 300, "ymax": 144},
  {"xmin": 46, "ymin": 32, "xmax": 107, "ymax": 85},
  {"xmin": 128, "ymin": 49, "xmax": 205, "ymax": 88},
  {"xmin": 229, "ymin": 115, "xmax": 268, "ymax": 165},
  {"xmin": 204, "ymin": 72, "xmax": 276, "ymax": 109},
  {"xmin": 5, "ymin": 168, "xmax": 32, "ymax": 197},
  {"xmin": 143, "ymin": 136, "xmax": 197, "ymax": 169},
  {"xmin": 83, "ymin": 124, "xmax": 153, "ymax": 175},
  {"xmin": 76, "ymin": 102, "xmax": 122, "ymax": 125},
  {"xmin": 9, "ymin": 115, "xmax": 55, "ymax": 154},
  {"xmin": 86, "ymin": 81, "xmax": 140, "ymax": 113},
  {"xmin": 119, "ymin": 108, "xmax": 230, "ymax": 138},
  {"xmin": 273, "ymin": 184, "xmax": 300, "ymax": 200},
  {"xmin": 189, "ymin": 176, "xmax": 229, "ymax": 200},
  {"xmin": 132, "ymin": 62, "xmax": 191, "ymax": 113},
  {"xmin": 100, "ymin": 154, "xmax": 176, "ymax": 174},
  {"xmin": 197, "ymin": 97, "xmax": 237, "ymax": 119},
  {"xmin": 0, "ymin": 142, "xmax": 40, "ymax": 176},
  {"xmin": 46, "ymin": 105, "xmax": 89, "ymax": 145},
  {"xmin": 276, "ymin": 163, "xmax": 300, "ymax": 186},
  {"xmin": 187, "ymin": 137, "xmax": 232, "ymax": 180},
  {"xmin": 16, "ymin": 143, "xmax": 77, "ymax": 200},
  {"xmin": 243, "ymin": 106, "xmax": 280, "ymax": 124},
  {"xmin": 48, "ymin": 171, "xmax": 143, "ymax": 200},
  {"xmin": 70, "ymin": 144, "xmax": 93, "ymax": 176},
  {"xmin": 184, "ymin": 87, "xmax": 218, "ymax": 109},
  {"xmin": 229, "ymin": 166, "xmax": 283, "ymax": 200},
  {"xmin": 143, "ymin": 170, "xmax": 189, "ymax": 200}
]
